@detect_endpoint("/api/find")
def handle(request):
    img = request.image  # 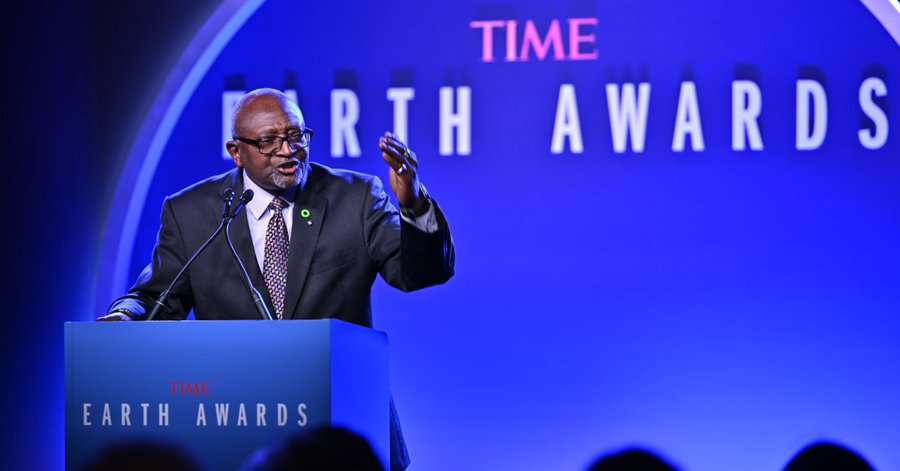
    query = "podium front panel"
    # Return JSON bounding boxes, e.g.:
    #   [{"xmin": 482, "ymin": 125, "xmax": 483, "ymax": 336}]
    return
[{"xmin": 65, "ymin": 320, "xmax": 388, "ymax": 470}]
